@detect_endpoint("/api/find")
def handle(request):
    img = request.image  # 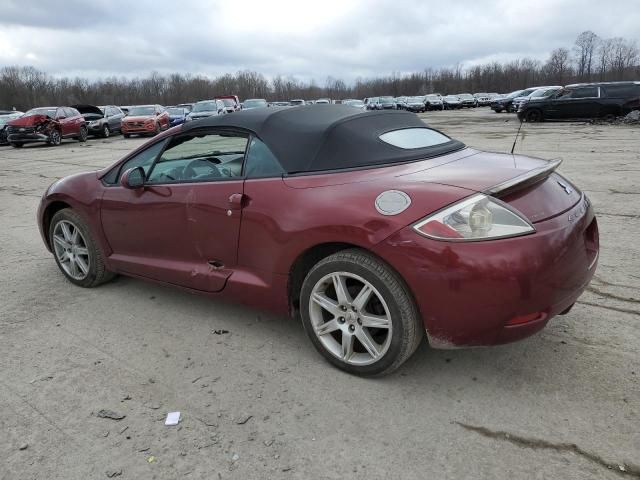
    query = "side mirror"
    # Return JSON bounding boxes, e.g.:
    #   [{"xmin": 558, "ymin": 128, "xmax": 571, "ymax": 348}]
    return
[{"xmin": 120, "ymin": 167, "xmax": 145, "ymax": 189}]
